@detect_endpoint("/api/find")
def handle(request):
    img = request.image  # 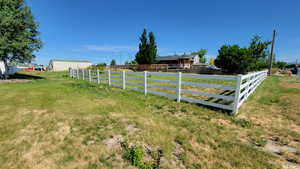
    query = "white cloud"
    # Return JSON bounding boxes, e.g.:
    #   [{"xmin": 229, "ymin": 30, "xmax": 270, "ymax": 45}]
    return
[{"xmin": 85, "ymin": 45, "xmax": 137, "ymax": 52}]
